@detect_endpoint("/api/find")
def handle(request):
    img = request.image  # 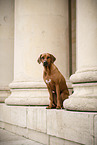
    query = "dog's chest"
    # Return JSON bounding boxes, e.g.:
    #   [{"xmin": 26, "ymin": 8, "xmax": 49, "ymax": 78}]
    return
[
  {"xmin": 45, "ymin": 76, "xmax": 52, "ymax": 85},
  {"xmin": 45, "ymin": 79, "xmax": 51, "ymax": 84},
  {"xmin": 44, "ymin": 76, "xmax": 55, "ymax": 90},
  {"xmin": 44, "ymin": 71, "xmax": 56, "ymax": 89}
]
